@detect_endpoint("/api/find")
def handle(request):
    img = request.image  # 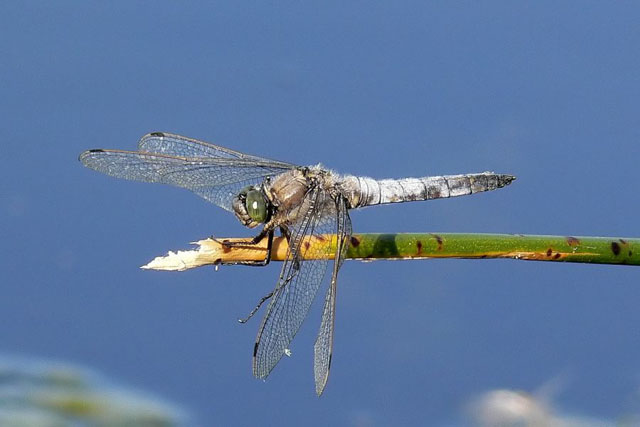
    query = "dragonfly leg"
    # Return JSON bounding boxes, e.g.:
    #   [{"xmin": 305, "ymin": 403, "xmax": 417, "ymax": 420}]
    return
[
  {"xmin": 238, "ymin": 290, "xmax": 275, "ymax": 323},
  {"xmin": 237, "ymin": 226, "xmax": 300, "ymax": 322},
  {"xmin": 278, "ymin": 225, "xmax": 302, "ymax": 271},
  {"xmin": 279, "ymin": 225, "xmax": 291, "ymax": 242},
  {"xmin": 217, "ymin": 229, "xmax": 274, "ymax": 267},
  {"xmin": 240, "ymin": 254, "xmax": 301, "ymax": 324}
]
